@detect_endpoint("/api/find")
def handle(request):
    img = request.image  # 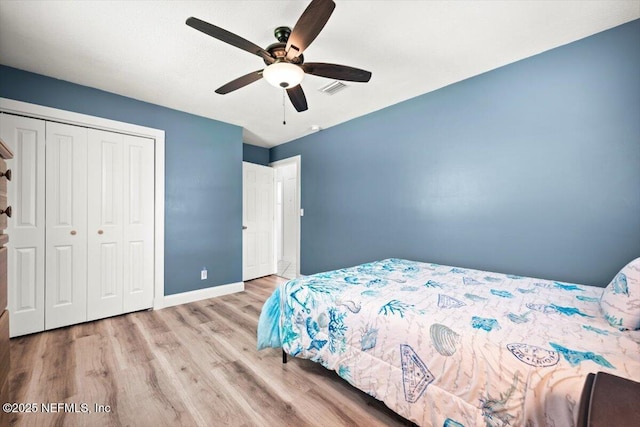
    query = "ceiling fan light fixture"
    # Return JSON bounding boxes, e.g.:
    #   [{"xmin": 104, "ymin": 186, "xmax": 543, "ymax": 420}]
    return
[{"xmin": 263, "ymin": 62, "xmax": 304, "ymax": 88}]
